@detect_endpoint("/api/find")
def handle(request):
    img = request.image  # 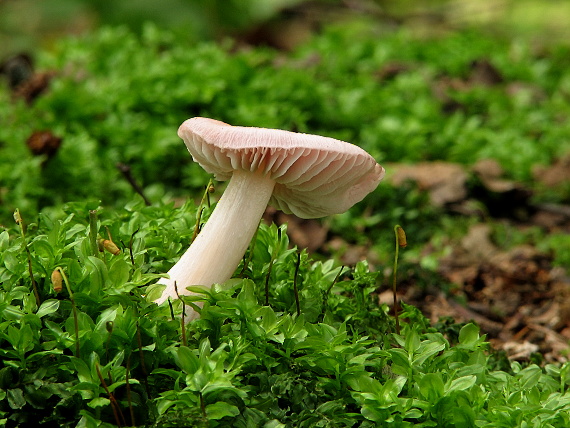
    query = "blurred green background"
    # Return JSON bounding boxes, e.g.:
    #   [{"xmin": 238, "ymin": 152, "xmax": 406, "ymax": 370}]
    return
[
  {"xmin": 2, "ymin": 0, "xmax": 570, "ymax": 58},
  {"xmin": 1, "ymin": 0, "xmax": 569, "ymax": 263}
]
